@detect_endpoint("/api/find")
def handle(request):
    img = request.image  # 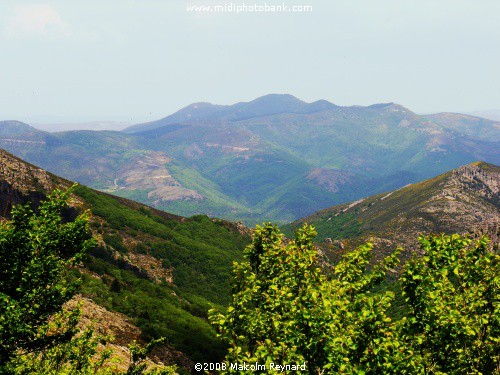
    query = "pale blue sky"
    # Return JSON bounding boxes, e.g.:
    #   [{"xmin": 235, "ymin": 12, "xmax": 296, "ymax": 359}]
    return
[{"xmin": 1, "ymin": 0, "xmax": 499, "ymax": 124}]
